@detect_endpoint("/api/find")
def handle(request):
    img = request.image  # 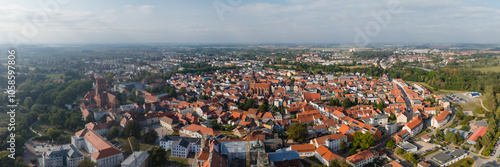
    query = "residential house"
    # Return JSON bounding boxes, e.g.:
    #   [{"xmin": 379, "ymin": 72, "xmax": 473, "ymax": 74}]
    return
[
  {"xmin": 402, "ymin": 116, "xmax": 423, "ymax": 137},
  {"xmin": 314, "ymin": 145, "xmax": 342, "ymax": 166},
  {"xmin": 310, "ymin": 133, "xmax": 348, "ymax": 151},
  {"xmin": 346, "ymin": 149, "xmax": 378, "ymax": 167},
  {"xmin": 180, "ymin": 124, "xmax": 214, "ymax": 138},
  {"xmin": 287, "ymin": 144, "xmax": 316, "ymax": 157},
  {"xmin": 159, "ymin": 135, "xmax": 201, "ymax": 158},
  {"xmin": 431, "ymin": 110, "xmax": 449, "ymax": 128}
]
